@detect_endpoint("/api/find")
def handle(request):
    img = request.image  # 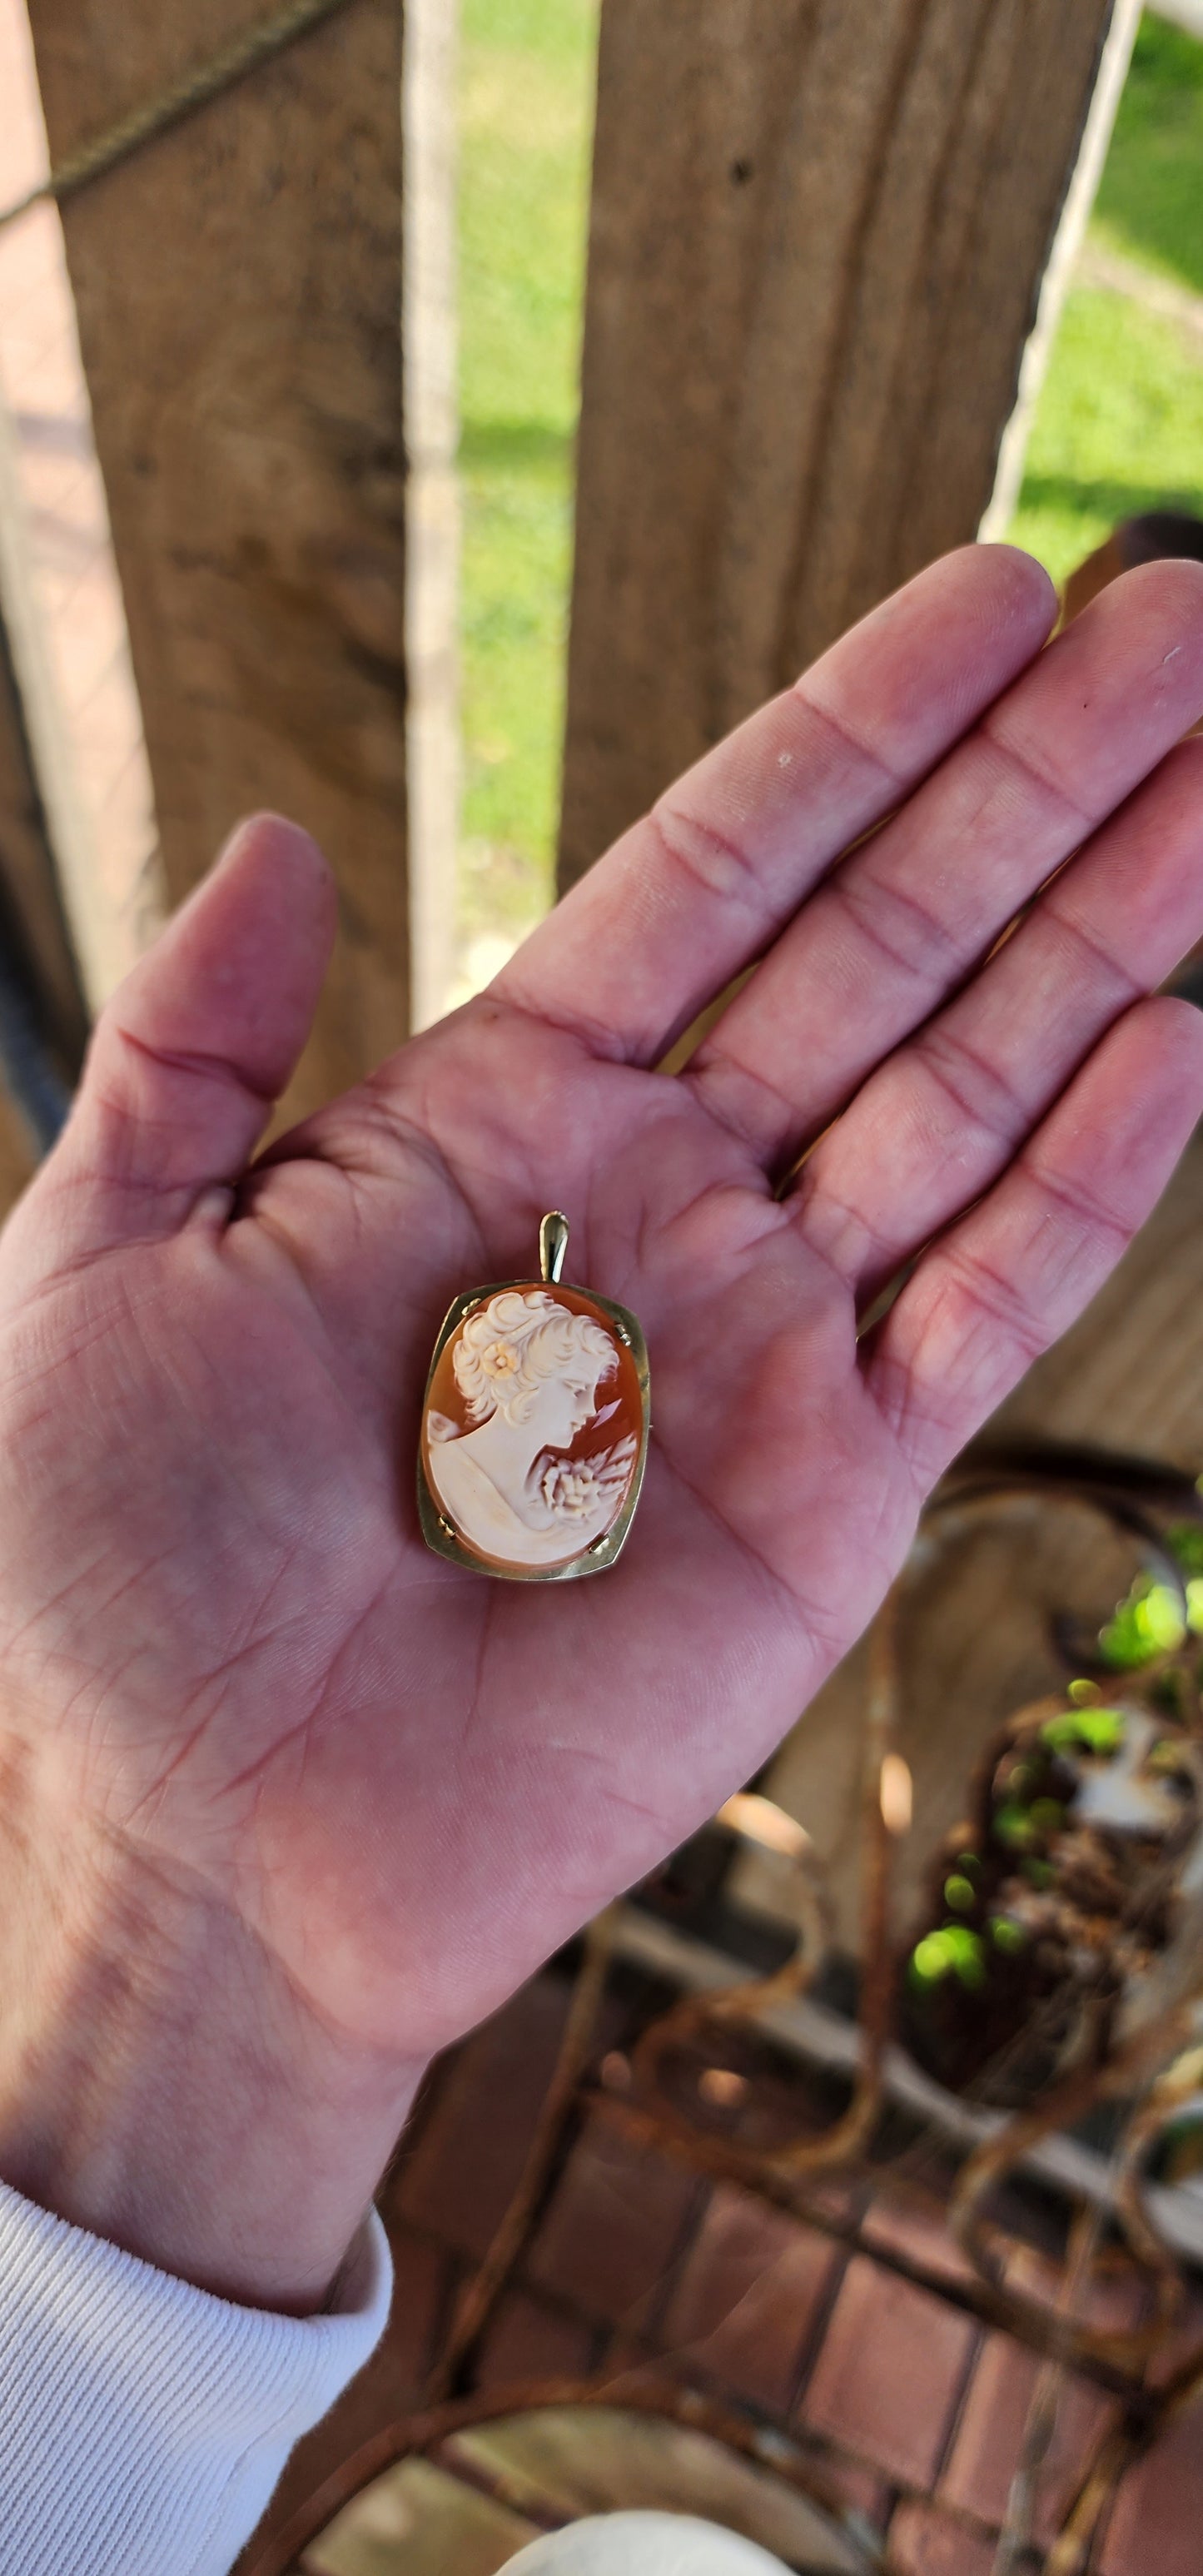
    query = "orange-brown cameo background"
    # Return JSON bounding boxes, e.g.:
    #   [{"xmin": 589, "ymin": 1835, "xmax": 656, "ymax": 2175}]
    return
[{"xmin": 420, "ymin": 1282, "xmax": 644, "ymax": 1574}]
